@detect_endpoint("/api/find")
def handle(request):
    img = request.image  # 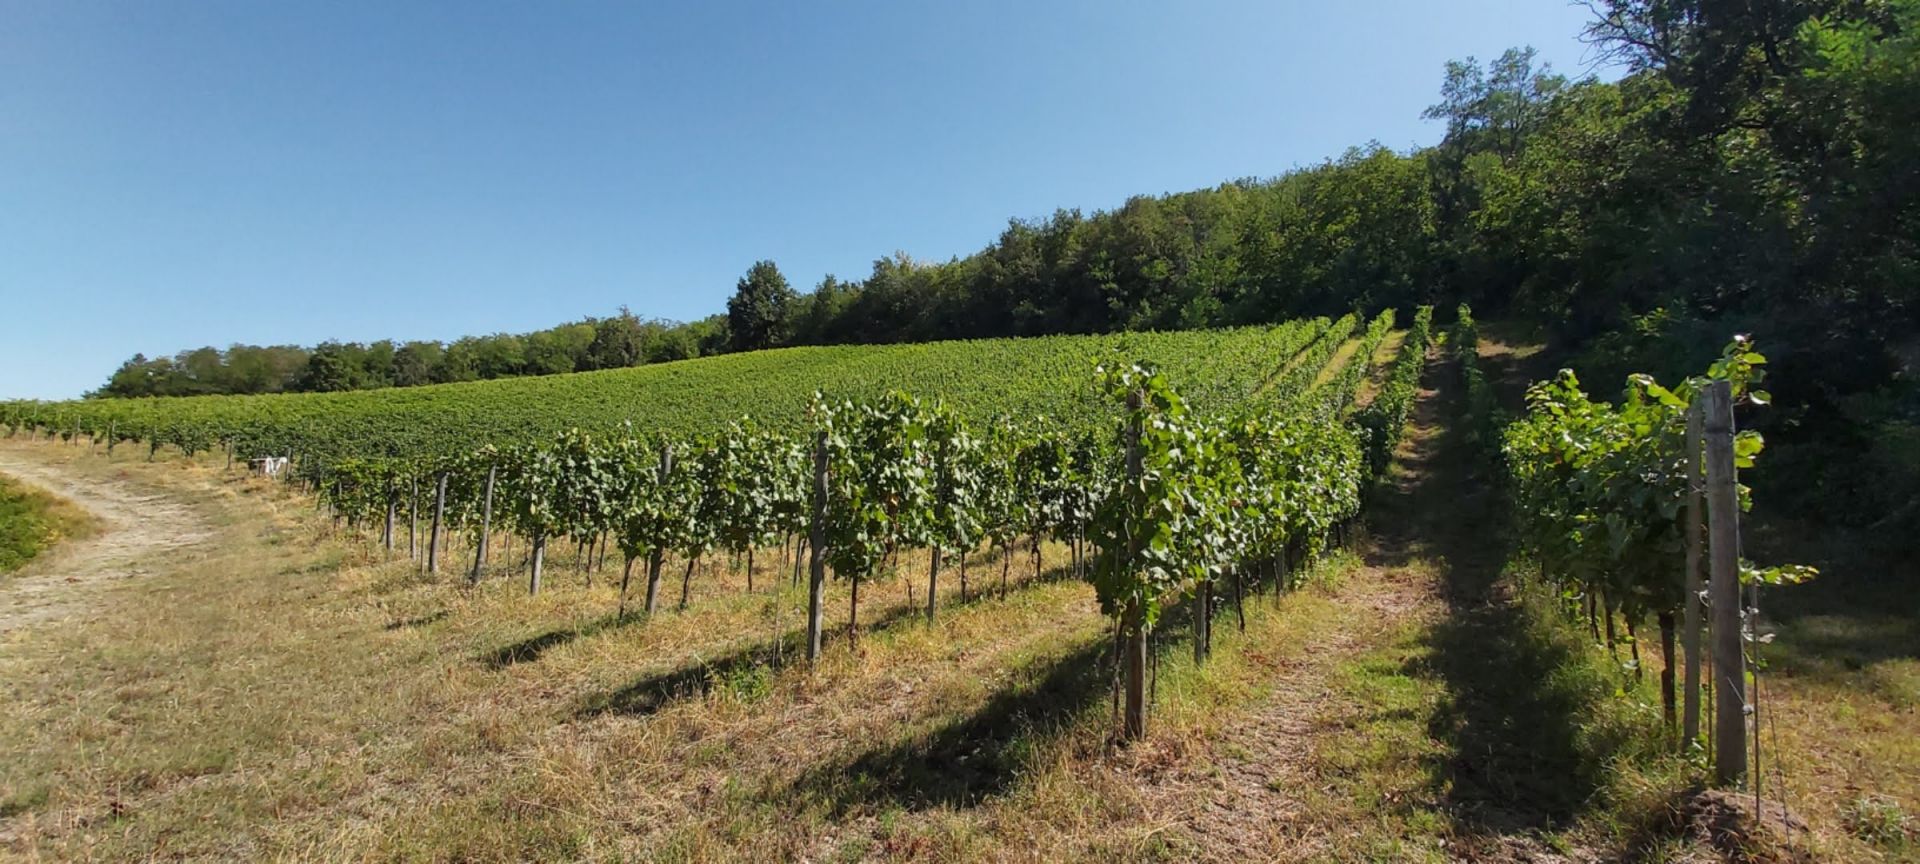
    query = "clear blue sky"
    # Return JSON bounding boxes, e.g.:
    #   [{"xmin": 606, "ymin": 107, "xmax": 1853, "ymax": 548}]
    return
[{"xmin": 0, "ymin": 0, "xmax": 1606, "ymax": 400}]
